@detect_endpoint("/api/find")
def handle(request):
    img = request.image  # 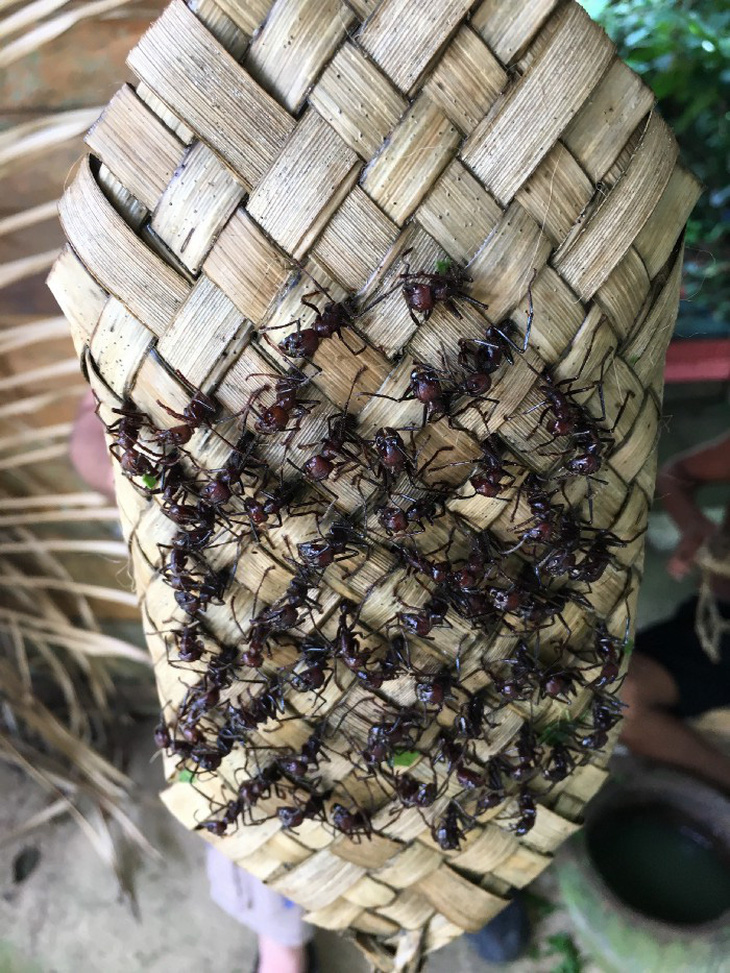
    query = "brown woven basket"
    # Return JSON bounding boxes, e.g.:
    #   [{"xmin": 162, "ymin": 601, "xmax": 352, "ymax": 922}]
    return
[{"xmin": 50, "ymin": 1, "xmax": 700, "ymax": 968}]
